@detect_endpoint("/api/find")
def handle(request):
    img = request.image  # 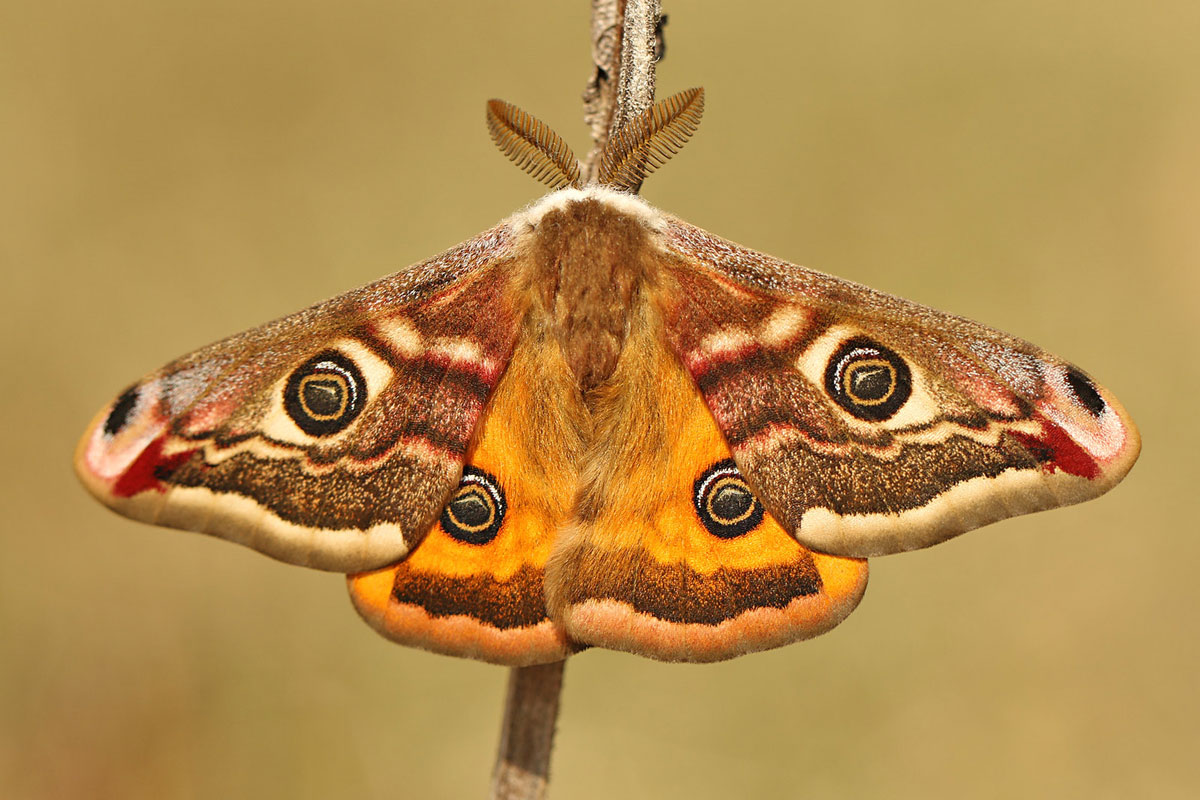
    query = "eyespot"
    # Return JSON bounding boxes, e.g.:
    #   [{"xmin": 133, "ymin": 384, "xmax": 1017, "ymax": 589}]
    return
[
  {"xmin": 693, "ymin": 459, "xmax": 764, "ymax": 539},
  {"xmin": 1064, "ymin": 365, "xmax": 1106, "ymax": 417},
  {"xmin": 283, "ymin": 351, "xmax": 365, "ymax": 436},
  {"xmin": 103, "ymin": 385, "xmax": 140, "ymax": 436},
  {"xmin": 824, "ymin": 336, "xmax": 913, "ymax": 421},
  {"xmin": 440, "ymin": 466, "xmax": 506, "ymax": 545}
]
